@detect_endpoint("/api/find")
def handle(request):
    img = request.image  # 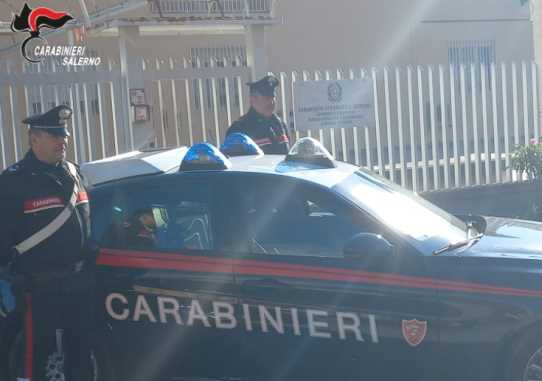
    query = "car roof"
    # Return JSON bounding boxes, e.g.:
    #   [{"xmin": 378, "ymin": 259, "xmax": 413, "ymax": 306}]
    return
[
  {"xmin": 81, "ymin": 147, "xmax": 188, "ymax": 186},
  {"xmin": 82, "ymin": 146, "xmax": 359, "ymax": 189},
  {"xmin": 226, "ymin": 154, "xmax": 358, "ymax": 188}
]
